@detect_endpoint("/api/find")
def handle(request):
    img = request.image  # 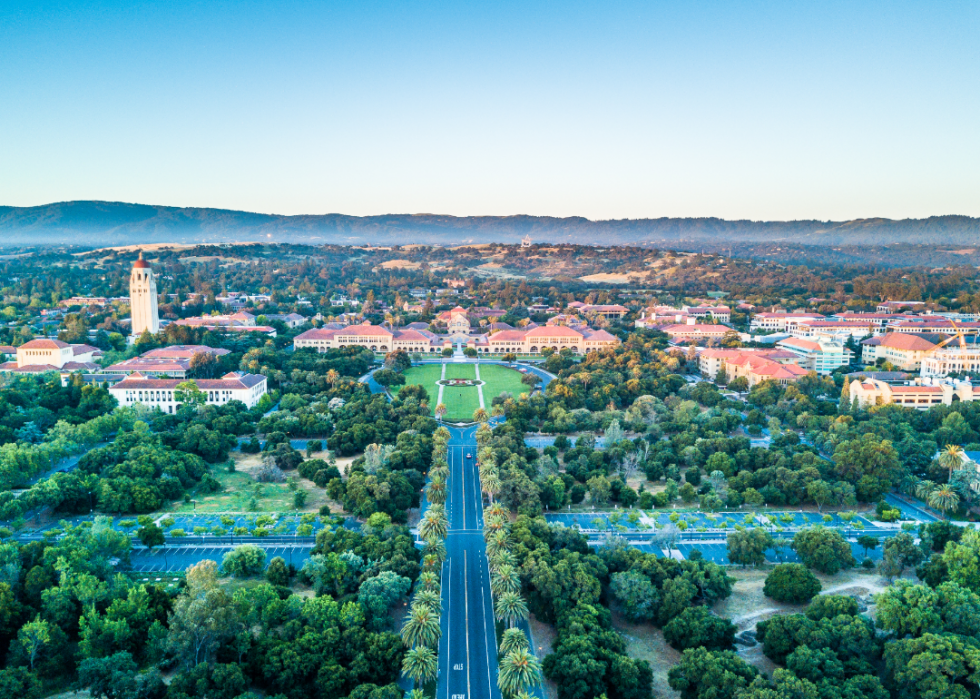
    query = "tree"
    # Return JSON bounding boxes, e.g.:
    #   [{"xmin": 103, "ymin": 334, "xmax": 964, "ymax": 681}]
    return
[
  {"xmin": 500, "ymin": 628, "xmax": 529, "ymax": 656},
  {"xmin": 166, "ymin": 560, "xmax": 238, "ymax": 666},
  {"xmin": 266, "ymin": 556, "xmax": 289, "ymax": 586},
  {"xmin": 939, "ymin": 444, "xmax": 966, "ymax": 482},
  {"xmin": 401, "ymin": 604, "xmax": 441, "ymax": 648},
  {"xmin": 791, "ymin": 527, "xmax": 855, "ymax": 575},
  {"xmin": 832, "ymin": 434, "xmax": 901, "ymax": 501},
  {"xmin": 498, "ymin": 649, "xmax": 542, "ymax": 697},
  {"xmin": 17, "ymin": 616, "xmax": 50, "ymax": 671},
  {"xmin": 663, "ymin": 607, "xmax": 736, "ymax": 652},
  {"xmin": 884, "ymin": 632, "xmax": 980, "ymax": 699},
  {"xmin": 221, "ymin": 544, "xmax": 267, "ymax": 578},
  {"xmin": 137, "ymin": 522, "xmax": 164, "ymax": 552},
  {"xmin": 668, "ymin": 648, "xmax": 759, "ymax": 699},
  {"xmin": 880, "ymin": 531, "xmax": 924, "ymax": 578},
  {"xmin": 491, "ymin": 564, "xmax": 521, "ymax": 598},
  {"xmin": 763, "ymin": 564, "xmax": 821, "ymax": 603},
  {"xmin": 727, "ymin": 528, "xmax": 774, "ymax": 567},
  {"xmin": 473, "ymin": 408, "xmax": 489, "ymax": 423},
  {"xmin": 928, "ymin": 485, "xmax": 960, "ymax": 519},
  {"xmin": 435, "ymin": 403, "xmax": 447, "ymax": 421},
  {"xmin": 857, "ymin": 534, "xmax": 879, "ymax": 558},
  {"xmin": 419, "ymin": 509, "xmax": 448, "ymax": 541},
  {"xmin": 373, "ymin": 369, "xmax": 406, "ymax": 388},
  {"xmin": 804, "ymin": 594, "xmax": 858, "ymax": 621},
  {"xmin": 174, "ymin": 380, "xmax": 206, "ymax": 408},
  {"xmin": 77, "ymin": 651, "xmax": 151, "ymax": 699},
  {"xmin": 495, "ymin": 592, "xmax": 529, "ymax": 628},
  {"xmin": 402, "ymin": 646, "xmax": 438, "ymax": 688},
  {"xmin": 610, "ymin": 571, "xmax": 658, "ymax": 623},
  {"xmin": 359, "ymin": 571, "xmax": 412, "ymax": 629}
]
